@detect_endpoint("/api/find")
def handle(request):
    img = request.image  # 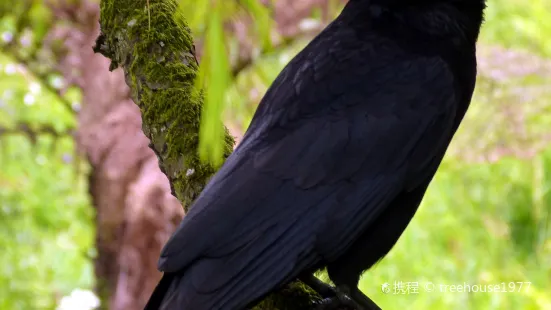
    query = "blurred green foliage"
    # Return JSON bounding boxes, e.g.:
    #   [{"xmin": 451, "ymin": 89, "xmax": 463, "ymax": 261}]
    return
[
  {"xmin": 0, "ymin": 53, "xmax": 94, "ymax": 309},
  {"xmin": 1, "ymin": 2, "xmax": 94, "ymax": 308},
  {"xmin": 0, "ymin": 0, "xmax": 550, "ymax": 309},
  {"xmin": 483, "ymin": 0, "xmax": 551, "ymax": 57},
  {"xmin": 357, "ymin": 153, "xmax": 551, "ymax": 309}
]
